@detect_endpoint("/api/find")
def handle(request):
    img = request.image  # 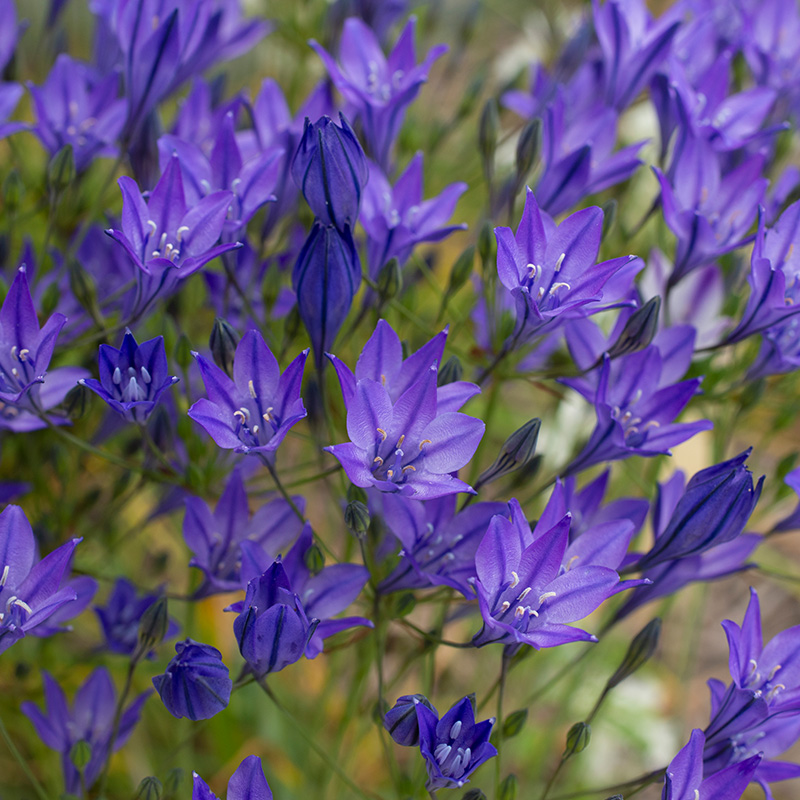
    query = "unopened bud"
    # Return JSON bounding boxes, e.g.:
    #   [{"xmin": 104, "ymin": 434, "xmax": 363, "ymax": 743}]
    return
[
  {"xmin": 210, "ymin": 318, "xmax": 240, "ymax": 377},
  {"xmin": 70, "ymin": 740, "xmax": 92, "ymax": 771},
  {"xmin": 63, "ymin": 384, "xmax": 89, "ymax": 420},
  {"xmin": 394, "ymin": 592, "xmax": 416, "ymax": 617},
  {"xmin": 502, "ymin": 708, "xmax": 528, "ymax": 739},
  {"xmin": 448, "ymin": 246, "xmax": 476, "ymax": 297},
  {"xmin": 384, "ymin": 694, "xmax": 435, "ymax": 746},
  {"xmin": 476, "ymin": 418, "xmax": 541, "ymax": 489},
  {"xmin": 377, "ymin": 257, "xmax": 402, "ymax": 302},
  {"xmin": 438, "ymin": 356, "xmax": 463, "ymax": 386},
  {"xmin": 135, "ymin": 777, "xmax": 163, "ymax": 800},
  {"xmin": 3, "ymin": 169, "xmax": 24, "ymax": 212},
  {"xmin": 134, "ymin": 596, "xmax": 169, "ymax": 662},
  {"xmin": 477, "ymin": 220, "xmax": 496, "ymax": 276},
  {"xmin": 602, "ymin": 198, "xmax": 618, "ymax": 240},
  {"xmin": 68, "ymin": 261, "xmax": 98, "ymax": 312},
  {"xmin": 607, "ymin": 297, "xmax": 660, "ymax": 359},
  {"xmin": 479, "ymin": 98, "xmax": 499, "ymax": 183},
  {"xmin": 48, "ymin": 144, "xmax": 76, "ymax": 194},
  {"xmin": 462, "ymin": 790, "xmax": 488, "ymax": 800},
  {"xmin": 563, "ymin": 721, "xmax": 591, "ymax": 758},
  {"xmin": 164, "ymin": 767, "xmax": 184, "ymax": 797},
  {"xmin": 284, "ymin": 306, "xmax": 303, "ymax": 343},
  {"xmin": 498, "ymin": 774, "xmax": 517, "ymax": 800},
  {"xmin": 345, "ymin": 500, "xmax": 370, "ymax": 537},
  {"xmin": 606, "ymin": 618, "xmax": 661, "ymax": 690},
  {"xmin": 515, "ymin": 118, "xmax": 541, "ymax": 186},
  {"xmin": 304, "ymin": 542, "xmax": 325, "ymax": 575}
]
